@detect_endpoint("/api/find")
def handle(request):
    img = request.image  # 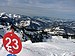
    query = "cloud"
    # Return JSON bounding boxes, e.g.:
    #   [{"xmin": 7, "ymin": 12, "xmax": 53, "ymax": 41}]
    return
[
  {"xmin": 21, "ymin": 0, "xmax": 75, "ymax": 12},
  {"xmin": 0, "ymin": 0, "xmax": 75, "ymax": 19}
]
